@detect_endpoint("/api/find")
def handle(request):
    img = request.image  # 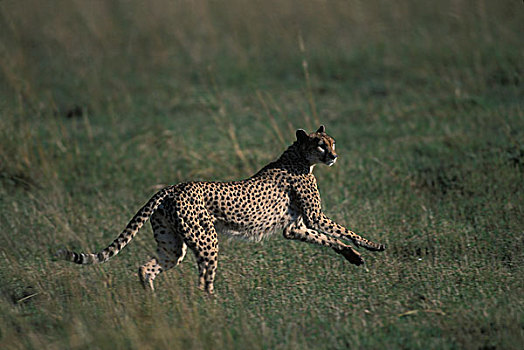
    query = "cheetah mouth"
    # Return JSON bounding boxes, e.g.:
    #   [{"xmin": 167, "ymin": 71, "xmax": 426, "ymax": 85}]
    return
[{"xmin": 326, "ymin": 158, "xmax": 337, "ymax": 166}]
